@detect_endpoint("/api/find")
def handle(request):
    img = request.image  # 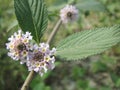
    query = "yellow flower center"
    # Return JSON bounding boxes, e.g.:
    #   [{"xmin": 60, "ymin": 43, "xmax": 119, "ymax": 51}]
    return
[
  {"xmin": 35, "ymin": 63, "xmax": 41, "ymax": 67},
  {"xmin": 10, "ymin": 44, "xmax": 14, "ymax": 49},
  {"xmin": 42, "ymin": 48, "xmax": 46, "ymax": 53},
  {"xmin": 23, "ymin": 51, "xmax": 27, "ymax": 56},
  {"xmin": 16, "ymin": 35, "xmax": 21, "ymax": 39},
  {"xmin": 23, "ymin": 38, "xmax": 28, "ymax": 43},
  {"xmin": 45, "ymin": 56, "xmax": 50, "ymax": 61}
]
